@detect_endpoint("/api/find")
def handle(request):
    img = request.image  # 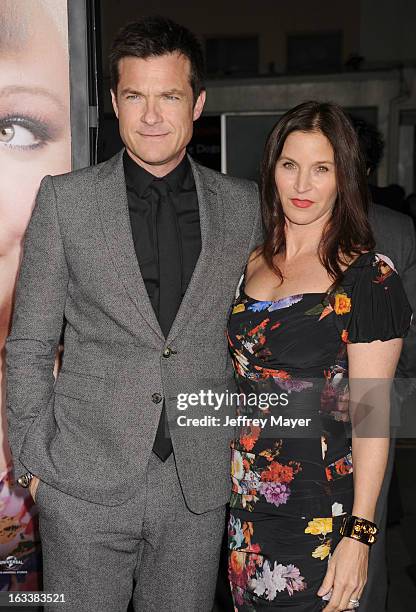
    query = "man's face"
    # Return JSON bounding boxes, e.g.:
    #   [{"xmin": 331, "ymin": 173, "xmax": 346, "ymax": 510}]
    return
[{"xmin": 111, "ymin": 52, "xmax": 205, "ymax": 176}]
